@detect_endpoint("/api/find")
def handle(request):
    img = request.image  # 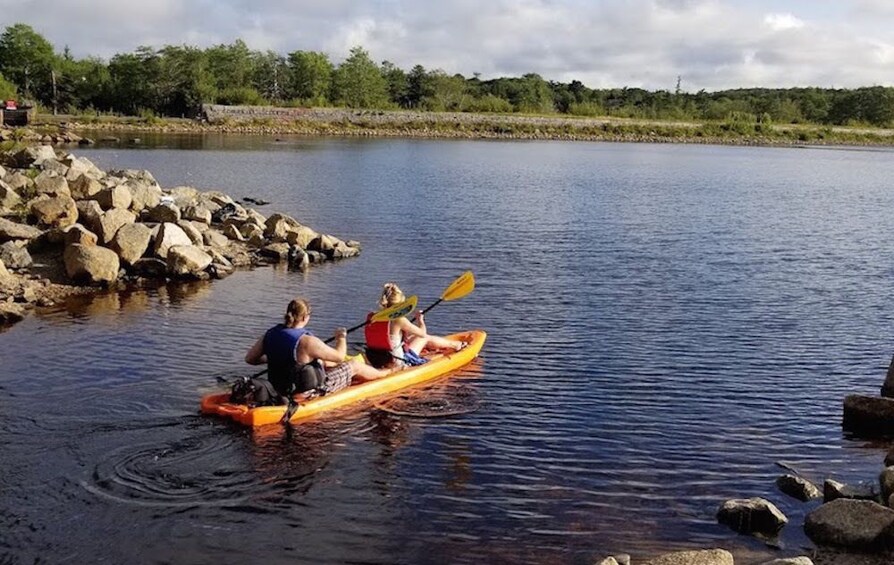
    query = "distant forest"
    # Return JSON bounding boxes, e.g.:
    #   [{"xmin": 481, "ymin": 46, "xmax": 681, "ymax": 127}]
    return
[{"xmin": 2, "ymin": 23, "xmax": 894, "ymax": 127}]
